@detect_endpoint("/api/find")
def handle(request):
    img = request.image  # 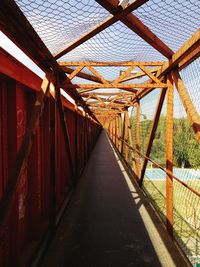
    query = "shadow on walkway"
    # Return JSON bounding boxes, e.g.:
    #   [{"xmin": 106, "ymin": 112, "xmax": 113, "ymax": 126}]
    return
[{"xmin": 40, "ymin": 130, "xmax": 187, "ymax": 267}]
